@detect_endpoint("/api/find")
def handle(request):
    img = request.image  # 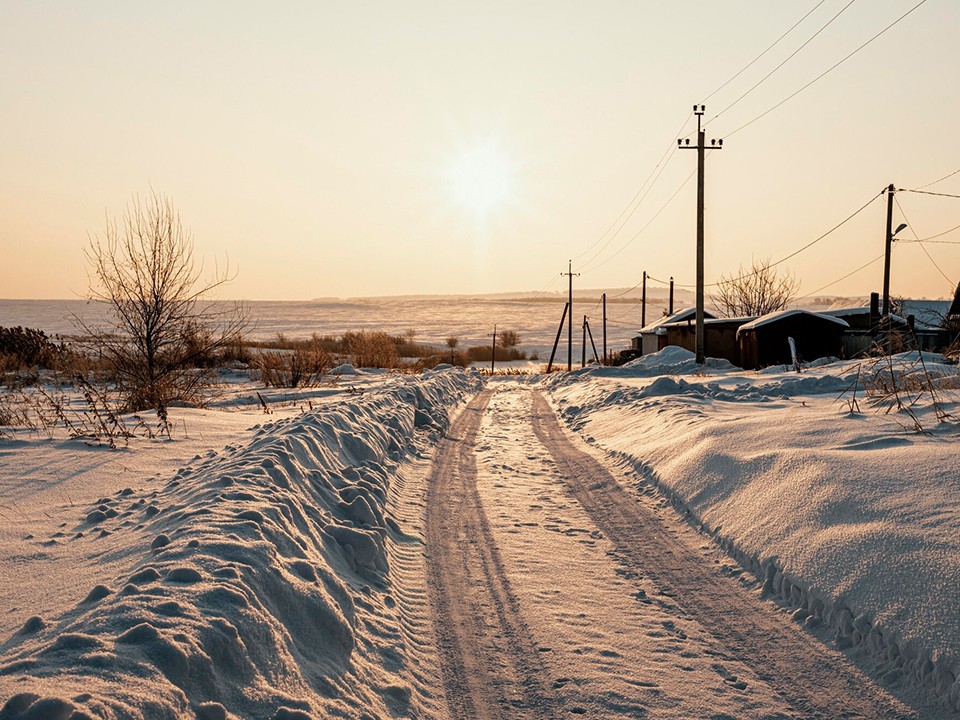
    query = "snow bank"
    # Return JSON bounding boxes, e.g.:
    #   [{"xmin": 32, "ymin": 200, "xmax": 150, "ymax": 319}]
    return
[
  {"xmin": 0, "ymin": 369, "xmax": 482, "ymax": 720},
  {"xmin": 546, "ymin": 352, "xmax": 960, "ymax": 713}
]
